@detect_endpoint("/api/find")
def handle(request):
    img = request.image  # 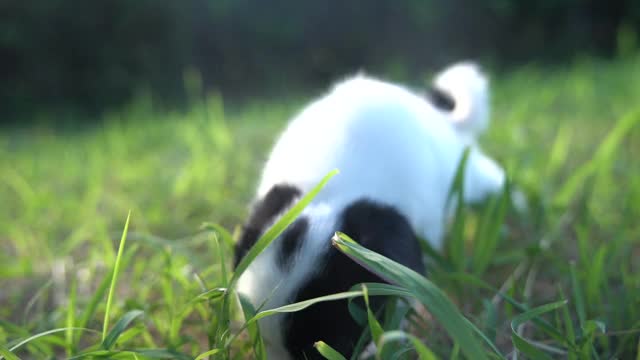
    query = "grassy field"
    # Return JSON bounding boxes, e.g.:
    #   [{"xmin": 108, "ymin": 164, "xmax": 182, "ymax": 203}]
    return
[{"xmin": 1, "ymin": 57, "xmax": 639, "ymax": 359}]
